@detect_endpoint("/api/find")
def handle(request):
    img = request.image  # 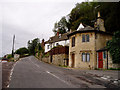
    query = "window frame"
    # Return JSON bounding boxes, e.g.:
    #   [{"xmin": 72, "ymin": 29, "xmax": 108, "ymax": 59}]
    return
[
  {"xmin": 82, "ymin": 52, "xmax": 90, "ymax": 62},
  {"xmin": 82, "ymin": 34, "xmax": 85, "ymax": 42},
  {"xmin": 47, "ymin": 45, "xmax": 49, "ymax": 49},
  {"xmin": 86, "ymin": 34, "xmax": 89, "ymax": 42},
  {"xmin": 103, "ymin": 51, "xmax": 106, "ymax": 59},
  {"xmin": 82, "ymin": 53, "xmax": 86, "ymax": 62},
  {"xmin": 56, "ymin": 43, "xmax": 59, "ymax": 46},
  {"xmin": 72, "ymin": 37, "xmax": 75, "ymax": 47},
  {"xmin": 86, "ymin": 53, "xmax": 90, "ymax": 62}
]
